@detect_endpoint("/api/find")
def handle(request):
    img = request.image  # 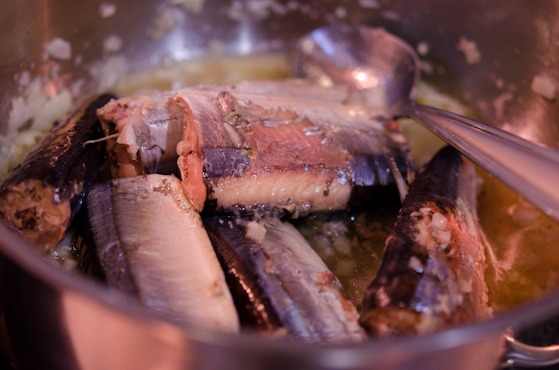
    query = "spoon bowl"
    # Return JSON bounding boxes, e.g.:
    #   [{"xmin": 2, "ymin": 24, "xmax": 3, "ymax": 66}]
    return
[
  {"xmin": 292, "ymin": 23, "xmax": 559, "ymax": 221},
  {"xmin": 292, "ymin": 25, "xmax": 419, "ymax": 115}
]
